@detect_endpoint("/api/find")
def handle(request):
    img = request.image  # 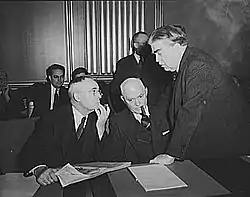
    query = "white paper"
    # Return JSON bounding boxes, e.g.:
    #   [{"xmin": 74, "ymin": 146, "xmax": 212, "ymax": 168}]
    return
[
  {"xmin": 55, "ymin": 162, "xmax": 131, "ymax": 187},
  {"xmin": 128, "ymin": 164, "xmax": 188, "ymax": 191}
]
